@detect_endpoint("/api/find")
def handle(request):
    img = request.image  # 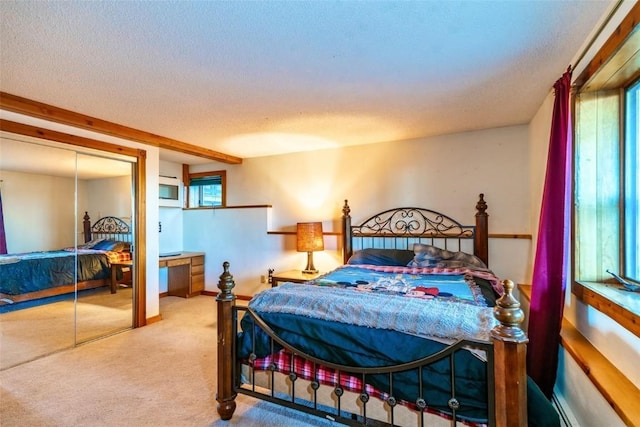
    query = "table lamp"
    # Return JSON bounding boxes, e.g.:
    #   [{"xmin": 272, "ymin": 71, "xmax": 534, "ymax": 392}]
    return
[{"xmin": 296, "ymin": 222, "xmax": 324, "ymax": 274}]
